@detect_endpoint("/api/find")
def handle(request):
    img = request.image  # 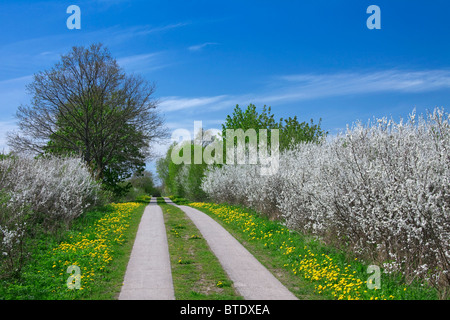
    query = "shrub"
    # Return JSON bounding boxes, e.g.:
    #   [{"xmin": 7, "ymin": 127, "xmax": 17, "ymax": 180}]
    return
[
  {"xmin": 201, "ymin": 108, "xmax": 450, "ymax": 297},
  {"xmin": 0, "ymin": 155, "xmax": 102, "ymax": 277},
  {"xmin": 0, "ymin": 156, "xmax": 101, "ymax": 229},
  {"xmin": 170, "ymin": 196, "xmax": 191, "ymax": 205},
  {"xmin": 0, "ymin": 191, "xmax": 30, "ymax": 278}
]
